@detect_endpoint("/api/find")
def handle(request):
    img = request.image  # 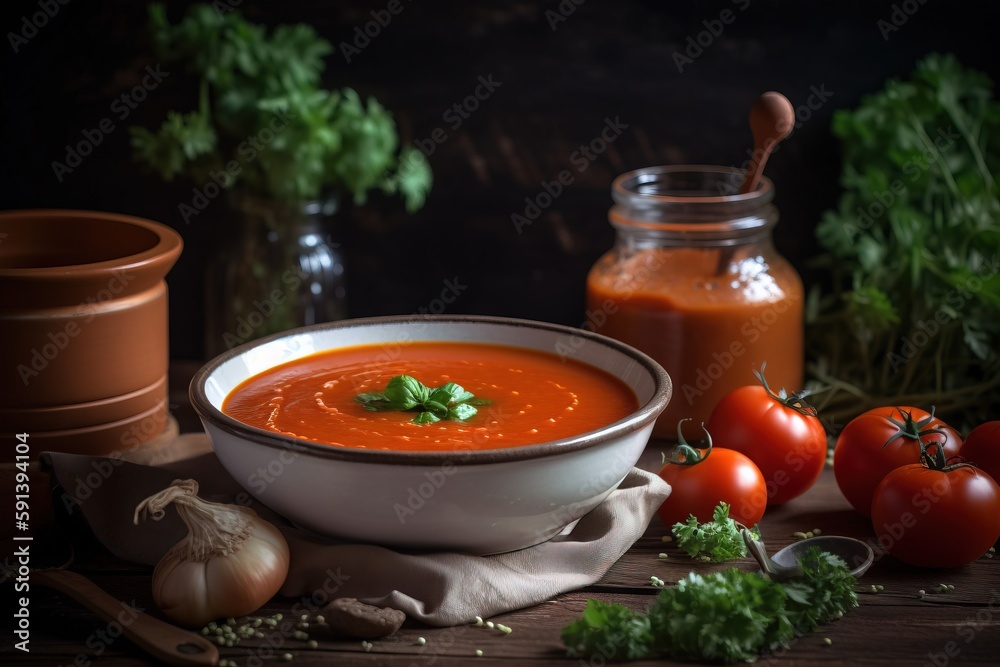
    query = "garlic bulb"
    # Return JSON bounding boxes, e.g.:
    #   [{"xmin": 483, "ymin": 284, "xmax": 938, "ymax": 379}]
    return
[{"xmin": 134, "ymin": 479, "xmax": 290, "ymax": 627}]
